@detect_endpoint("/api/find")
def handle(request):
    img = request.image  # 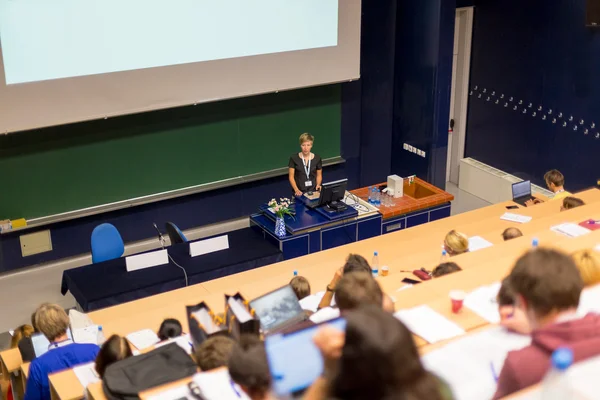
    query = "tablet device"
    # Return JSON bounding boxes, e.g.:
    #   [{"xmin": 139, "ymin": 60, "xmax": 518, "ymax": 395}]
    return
[
  {"xmin": 31, "ymin": 329, "xmax": 74, "ymax": 358},
  {"xmin": 265, "ymin": 317, "xmax": 346, "ymax": 396}
]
